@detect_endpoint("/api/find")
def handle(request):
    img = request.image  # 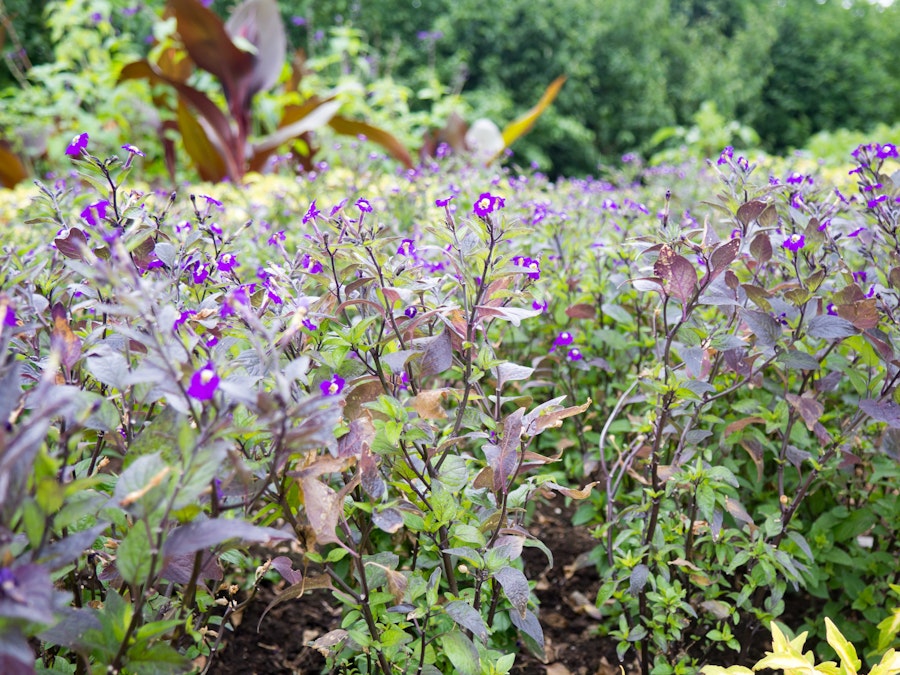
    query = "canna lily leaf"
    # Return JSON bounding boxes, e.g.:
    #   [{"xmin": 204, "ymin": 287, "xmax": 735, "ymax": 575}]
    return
[
  {"xmin": 167, "ymin": 0, "xmax": 254, "ymax": 108},
  {"xmin": 495, "ymin": 75, "xmax": 566, "ymax": 160},
  {"xmin": 328, "ymin": 115, "xmax": 414, "ymax": 169},
  {"xmin": 225, "ymin": 0, "xmax": 286, "ymax": 99},
  {"xmin": 0, "ymin": 141, "xmax": 28, "ymax": 189},
  {"xmin": 176, "ymin": 100, "xmax": 227, "ymax": 182}
]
